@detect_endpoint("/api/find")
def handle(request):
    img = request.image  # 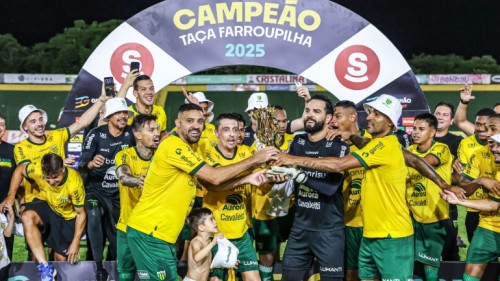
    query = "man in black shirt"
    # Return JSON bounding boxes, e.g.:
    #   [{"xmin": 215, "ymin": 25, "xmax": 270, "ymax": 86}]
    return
[
  {"xmin": 79, "ymin": 98, "xmax": 136, "ymax": 281},
  {"xmin": 270, "ymin": 95, "xmax": 349, "ymax": 281},
  {"xmin": 433, "ymin": 102, "xmax": 464, "ymax": 260},
  {"xmin": 0, "ymin": 114, "xmax": 15, "ymax": 276}
]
